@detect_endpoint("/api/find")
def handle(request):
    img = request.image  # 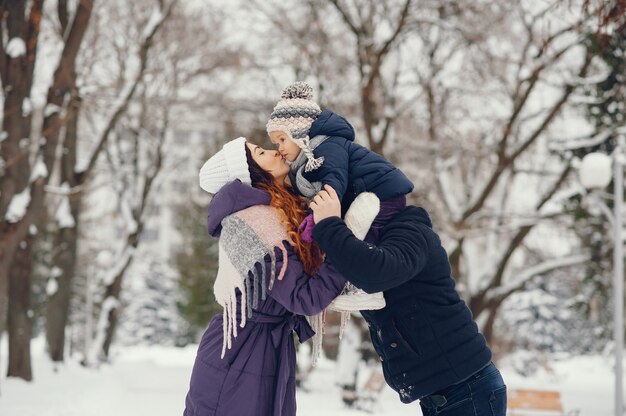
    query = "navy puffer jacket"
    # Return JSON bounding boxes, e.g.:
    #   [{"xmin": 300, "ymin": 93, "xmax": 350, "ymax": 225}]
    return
[
  {"xmin": 300, "ymin": 110, "xmax": 414, "ymax": 213},
  {"xmin": 313, "ymin": 206, "xmax": 492, "ymax": 403}
]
